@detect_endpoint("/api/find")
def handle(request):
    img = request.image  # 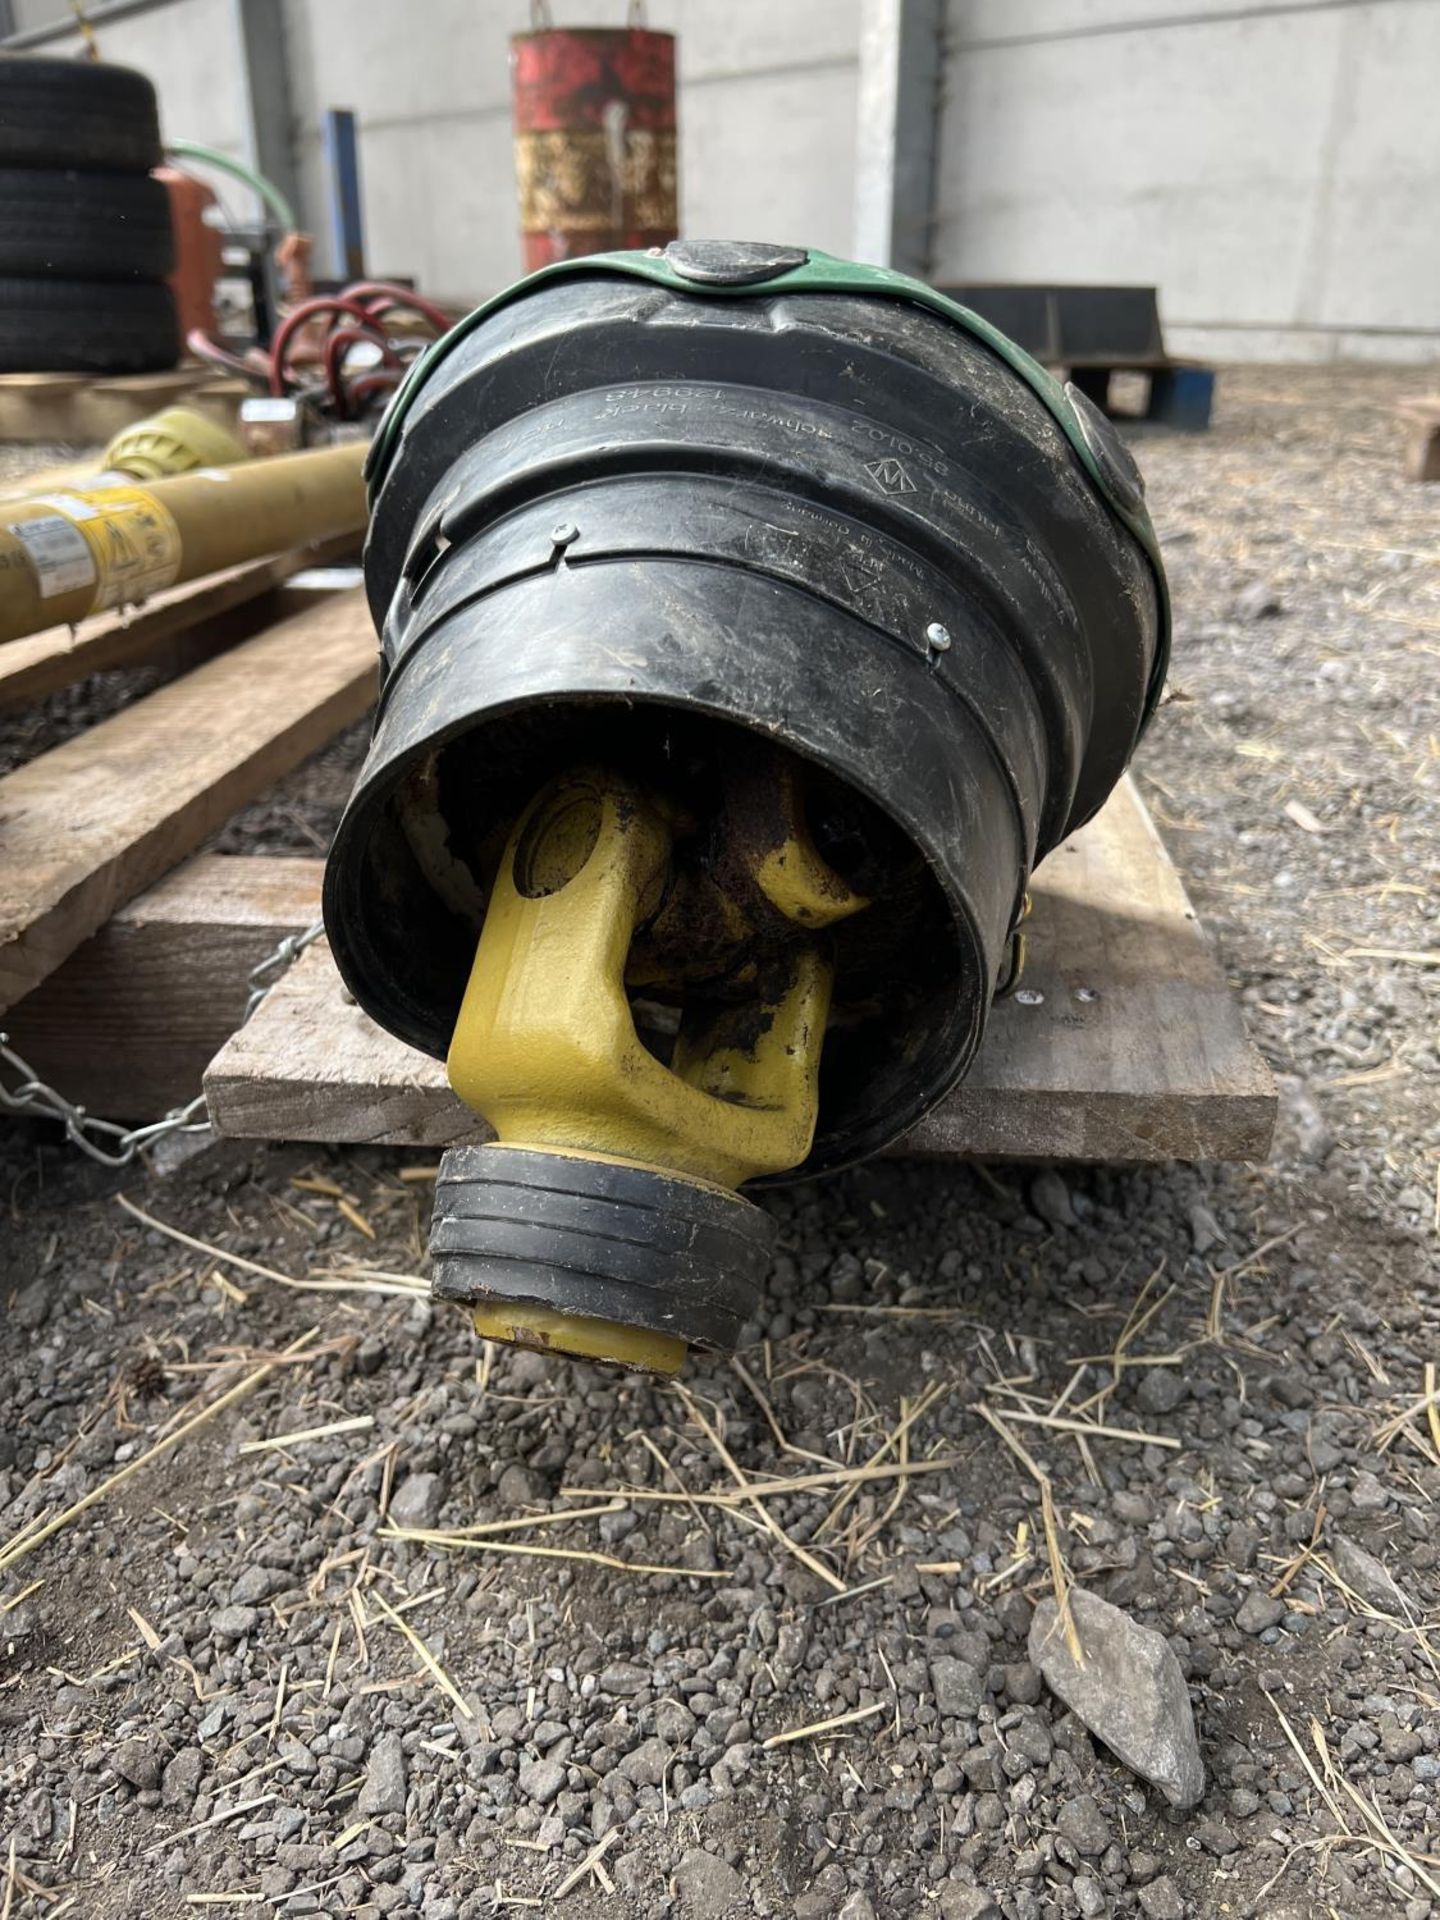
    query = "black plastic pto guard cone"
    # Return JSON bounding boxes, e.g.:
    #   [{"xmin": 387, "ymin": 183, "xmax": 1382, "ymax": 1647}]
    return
[{"xmin": 324, "ymin": 241, "xmax": 1168, "ymax": 1360}]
